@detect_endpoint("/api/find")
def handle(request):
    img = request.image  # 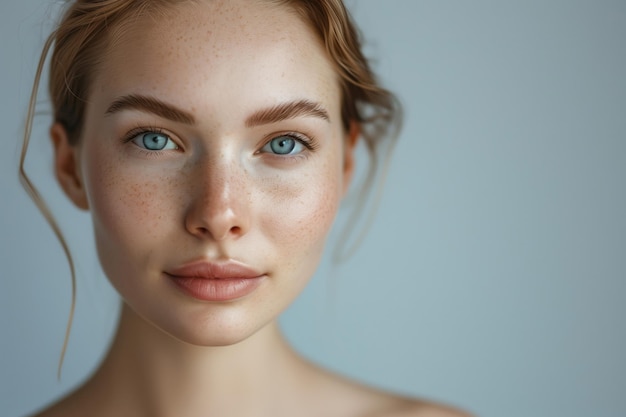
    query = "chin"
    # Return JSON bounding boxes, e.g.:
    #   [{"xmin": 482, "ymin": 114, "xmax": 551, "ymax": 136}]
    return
[
  {"xmin": 144, "ymin": 304, "xmax": 276, "ymax": 348},
  {"xmin": 171, "ymin": 326, "xmax": 266, "ymax": 348}
]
